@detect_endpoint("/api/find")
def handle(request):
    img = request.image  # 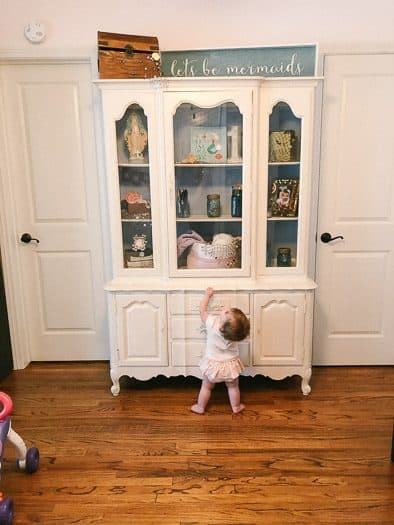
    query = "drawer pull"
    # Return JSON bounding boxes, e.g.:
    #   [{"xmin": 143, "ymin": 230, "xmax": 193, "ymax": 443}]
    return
[
  {"xmin": 209, "ymin": 302, "xmax": 223, "ymax": 311},
  {"xmin": 190, "ymin": 302, "xmax": 223, "ymax": 311}
]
